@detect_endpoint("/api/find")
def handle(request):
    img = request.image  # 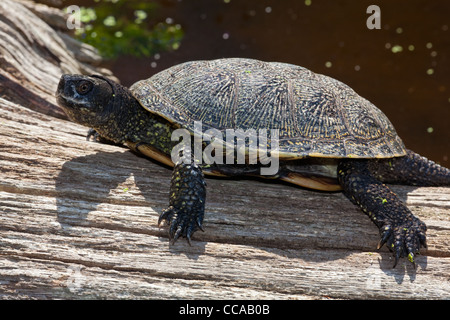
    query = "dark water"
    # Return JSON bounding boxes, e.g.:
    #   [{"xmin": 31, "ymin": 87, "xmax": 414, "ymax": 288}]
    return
[{"xmin": 86, "ymin": 0, "xmax": 449, "ymax": 165}]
